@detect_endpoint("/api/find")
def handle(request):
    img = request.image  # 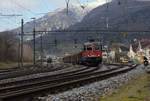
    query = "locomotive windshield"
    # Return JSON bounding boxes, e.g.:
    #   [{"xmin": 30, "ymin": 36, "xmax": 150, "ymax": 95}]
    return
[
  {"xmin": 84, "ymin": 42, "xmax": 102, "ymax": 51},
  {"xmin": 84, "ymin": 44, "xmax": 92, "ymax": 51},
  {"xmin": 94, "ymin": 44, "xmax": 102, "ymax": 51},
  {"xmin": 87, "ymin": 45, "xmax": 92, "ymax": 50}
]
